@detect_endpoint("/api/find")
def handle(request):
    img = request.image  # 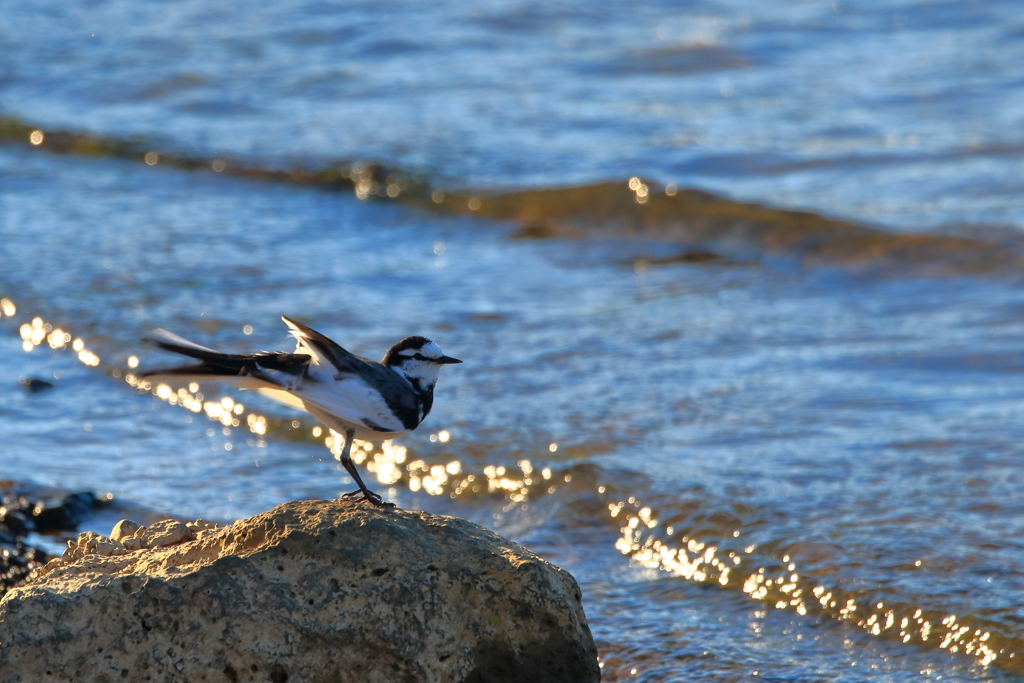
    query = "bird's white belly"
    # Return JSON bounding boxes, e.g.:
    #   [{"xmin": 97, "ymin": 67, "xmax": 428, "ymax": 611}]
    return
[{"xmin": 302, "ymin": 402, "xmax": 405, "ymax": 442}]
